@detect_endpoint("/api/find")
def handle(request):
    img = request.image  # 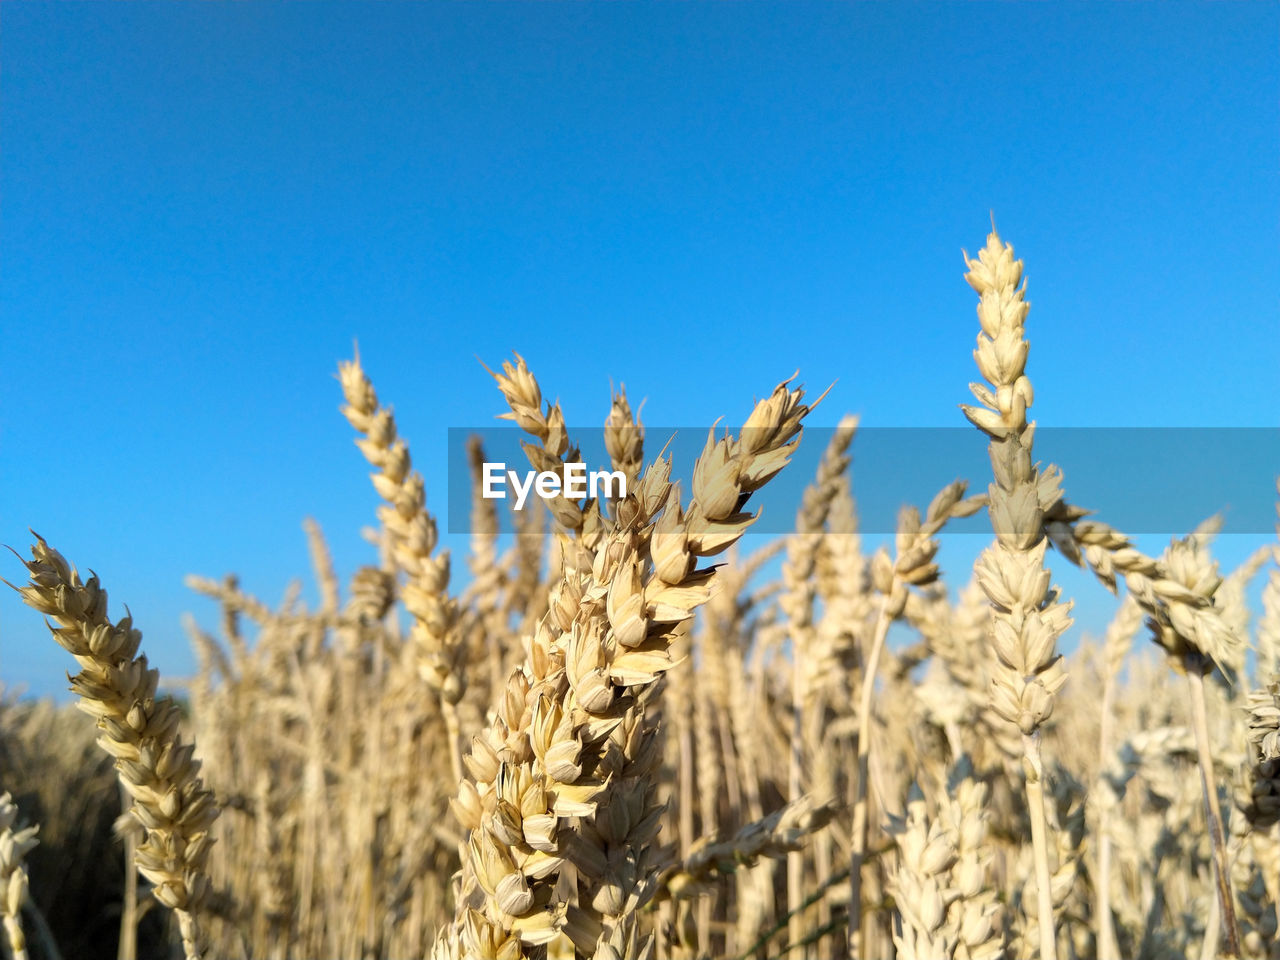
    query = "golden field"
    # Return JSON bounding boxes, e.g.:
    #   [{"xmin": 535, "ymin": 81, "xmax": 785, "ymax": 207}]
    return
[{"xmin": 2, "ymin": 228, "xmax": 1278, "ymax": 960}]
